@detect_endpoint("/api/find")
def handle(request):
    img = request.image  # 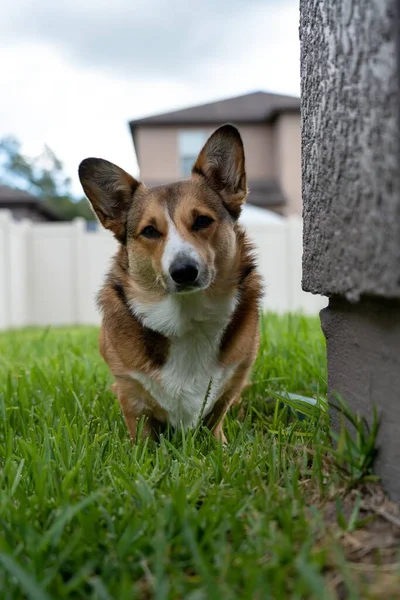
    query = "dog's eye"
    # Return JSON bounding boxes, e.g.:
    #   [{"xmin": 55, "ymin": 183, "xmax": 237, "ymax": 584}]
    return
[
  {"xmin": 192, "ymin": 215, "xmax": 214, "ymax": 231},
  {"xmin": 141, "ymin": 226, "xmax": 161, "ymax": 239}
]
